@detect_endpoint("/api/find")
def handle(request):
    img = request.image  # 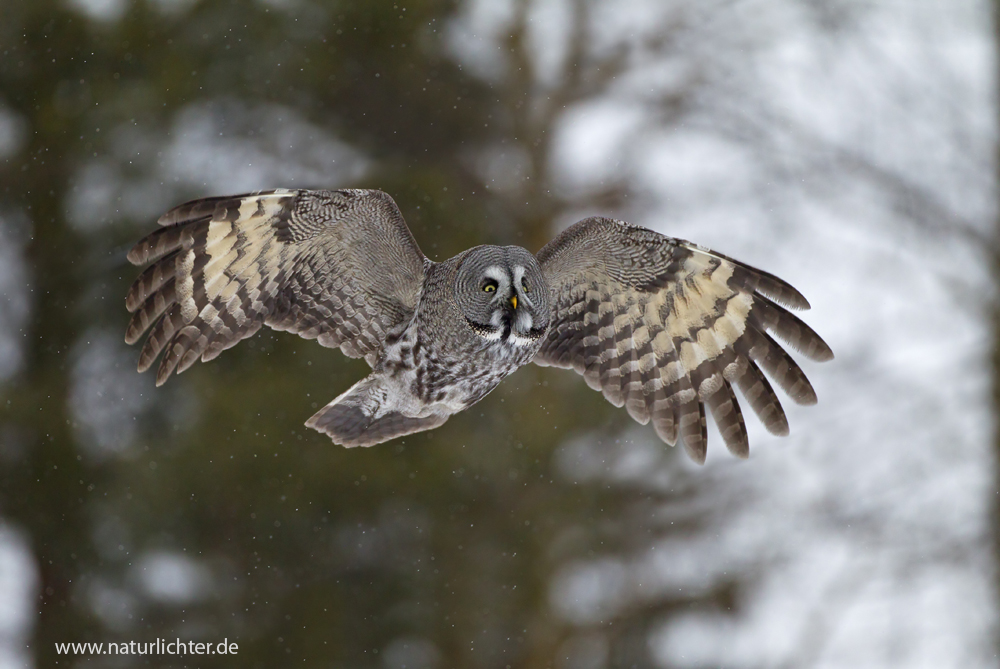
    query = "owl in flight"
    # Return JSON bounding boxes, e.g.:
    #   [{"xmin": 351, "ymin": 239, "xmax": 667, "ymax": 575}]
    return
[{"xmin": 124, "ymin": 189, "xmax": 832, "ymax": 463}]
